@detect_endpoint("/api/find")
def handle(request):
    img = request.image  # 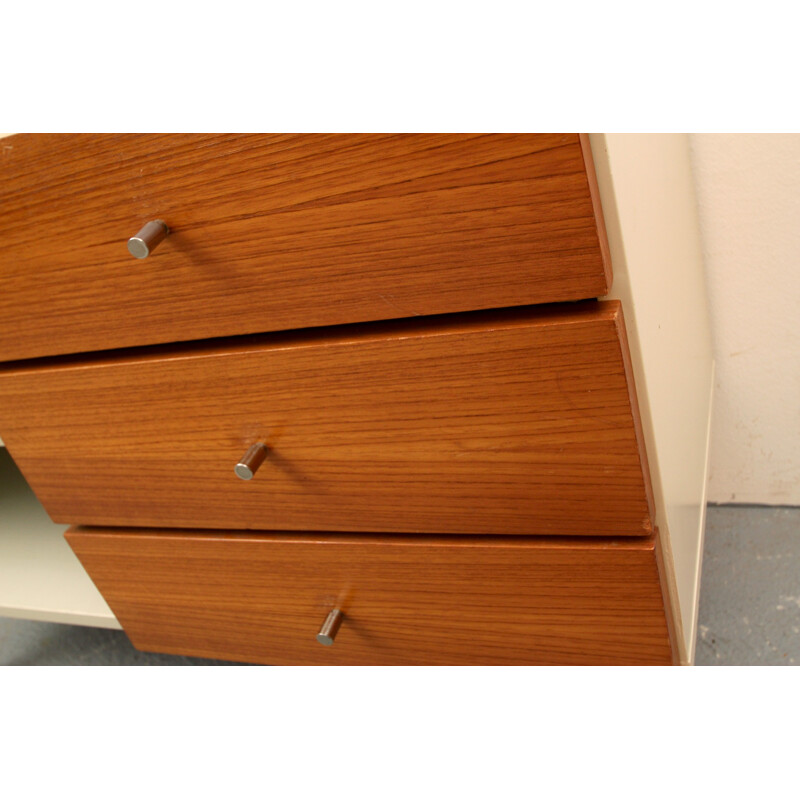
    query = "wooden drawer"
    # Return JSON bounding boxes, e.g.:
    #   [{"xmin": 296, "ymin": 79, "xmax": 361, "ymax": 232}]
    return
[
  {"xmin": 0, "ymin": 133, "xmax": 610, "ymax": 361},
  {"xmin": 65, "ymin": 527, "xmax": 675, "ymax": 665},
  {"xmin": 0, "ymin": 302, "xmax": 652, "ymax": 536}
]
